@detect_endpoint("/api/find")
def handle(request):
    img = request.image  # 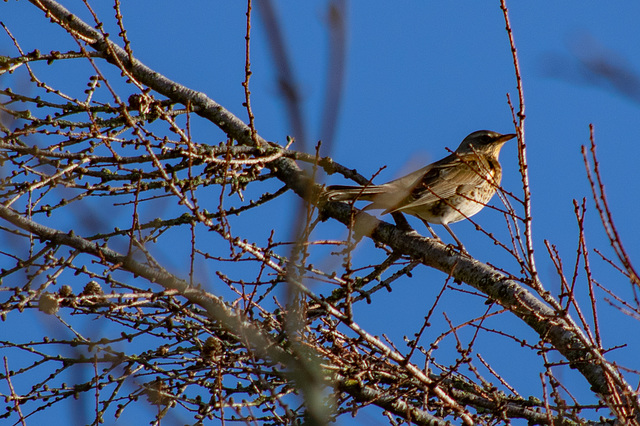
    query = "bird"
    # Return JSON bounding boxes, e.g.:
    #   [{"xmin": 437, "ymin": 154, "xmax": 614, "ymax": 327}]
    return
[{"xmin": 324, "ymin": 130, "xmax": 517, "ymax": 250}]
